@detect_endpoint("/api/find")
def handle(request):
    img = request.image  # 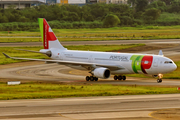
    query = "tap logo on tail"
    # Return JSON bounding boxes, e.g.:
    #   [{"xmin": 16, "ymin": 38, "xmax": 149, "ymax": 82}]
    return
[{"xmin": 38, "ymin": 18, "xmax": 57, "ymax": 49}]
